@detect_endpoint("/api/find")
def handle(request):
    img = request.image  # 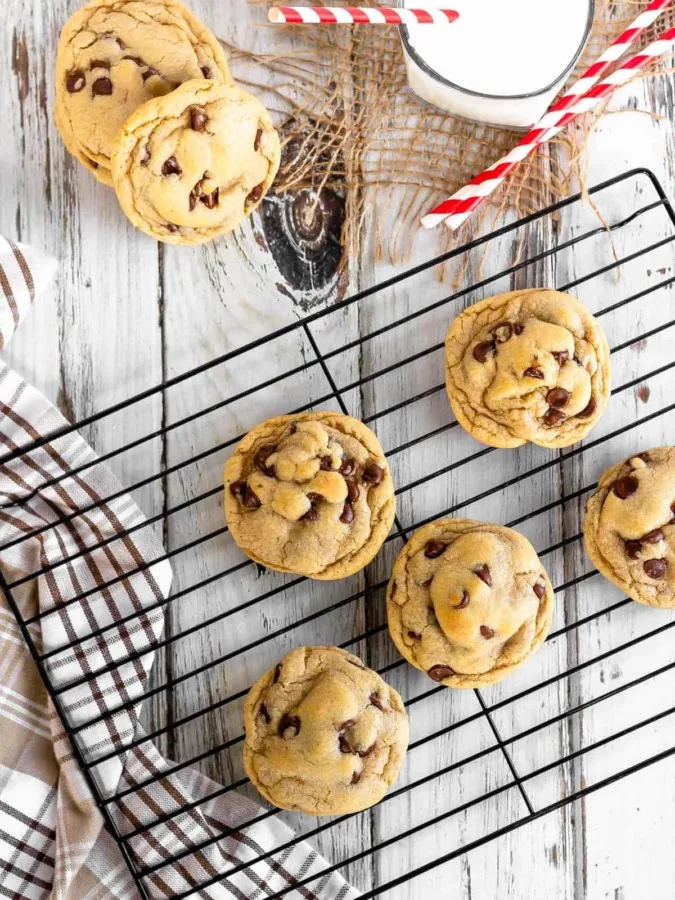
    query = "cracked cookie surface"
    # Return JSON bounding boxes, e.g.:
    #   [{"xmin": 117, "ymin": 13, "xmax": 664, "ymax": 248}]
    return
[
  {"xmin": 584, "ymin": 448, "xmax": 675, "ymax": 608},
  {"xmin": 112, "ymin": 80, "xmax": 280, "ymax": 243},
  {"xmin": 243, "ymin": 646, "xmax": 409, "ymax": 815},
  {"xmin": 386, "ymin": 519, "xmax": 554, "ymax": 688},
  {"xmin": 224, "ymin": 412, "xmax": 396, "ymax": 580},
  {"xmin": 445, "ymin": 289, "xmax": 611, "ymax": 449},
  {"xmin": 55, "ymin": 0, "xmax": 232, "ymax": 184}
]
